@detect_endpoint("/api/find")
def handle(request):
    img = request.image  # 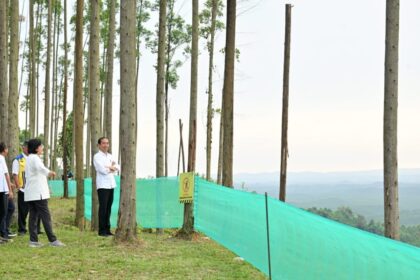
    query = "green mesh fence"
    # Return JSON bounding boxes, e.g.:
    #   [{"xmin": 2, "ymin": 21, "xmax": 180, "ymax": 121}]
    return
[
  {"xmin": 194, "ymin": 177, "xmax": 420, "ymax": 280},
  {"xmin": 50, "ymin": 176, "xmax": 420, "ymax": 279},
  {"xmin": 48, "ymin": 180, "xmax": 77, "ymax": 197},
  {"xmin": 83, "ymin": 176, "xmax": 183, "ymax": 228}
]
